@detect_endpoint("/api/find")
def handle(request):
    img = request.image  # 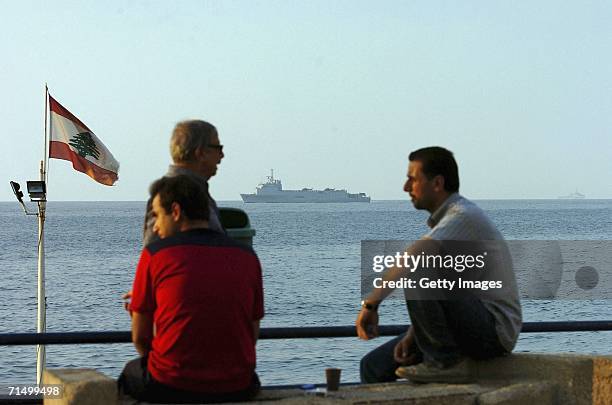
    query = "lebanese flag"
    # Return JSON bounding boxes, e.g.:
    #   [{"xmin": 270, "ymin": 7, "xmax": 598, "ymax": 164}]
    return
[{"xmin": 49, "ymin": 95, "xmax": 119, "ymax": 186}]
